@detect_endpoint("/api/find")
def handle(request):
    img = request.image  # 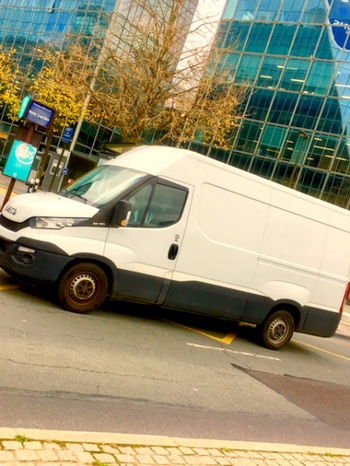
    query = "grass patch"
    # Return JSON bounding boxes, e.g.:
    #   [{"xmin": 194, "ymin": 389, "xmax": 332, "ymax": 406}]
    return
[{"xmin": 14, "ymin": 435, "xmax": 28, "ymax": 444}]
